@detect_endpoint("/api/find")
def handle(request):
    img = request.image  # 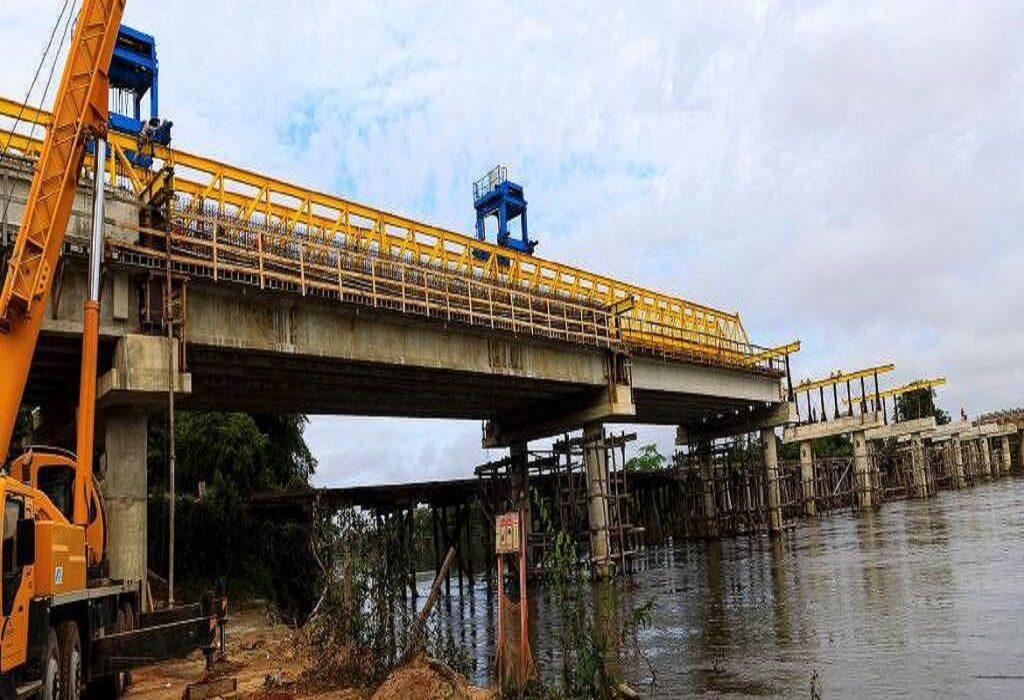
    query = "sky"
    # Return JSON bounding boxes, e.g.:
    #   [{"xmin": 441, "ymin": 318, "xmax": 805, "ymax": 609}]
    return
[{"xmin": 2, "ymin": 1, "xmax": 1022, "ymax": 487}]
